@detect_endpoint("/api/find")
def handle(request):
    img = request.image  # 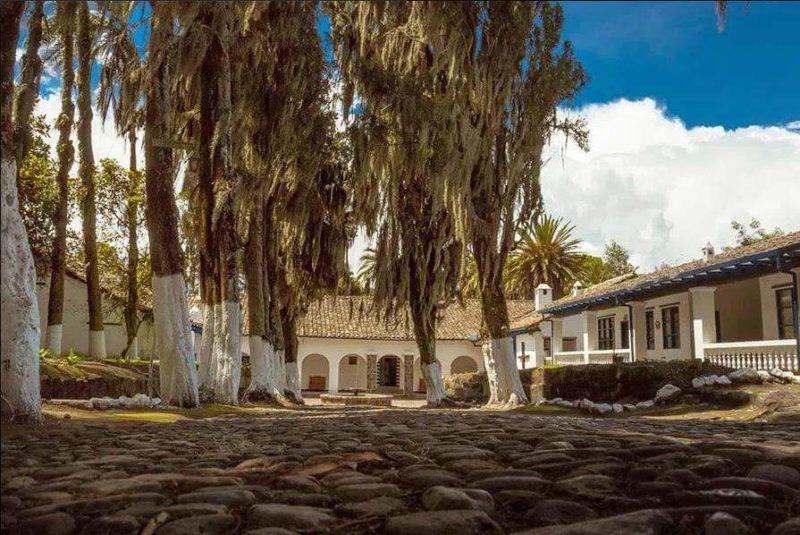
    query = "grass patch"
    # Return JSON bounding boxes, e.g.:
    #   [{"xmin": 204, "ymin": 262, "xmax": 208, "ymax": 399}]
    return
[
  {"xmin": 513, "ymin": 404, "xmax": 584, "ymax": 417},
  {"xmin": 41, "ymin": 402, "xmax": 282, "ymax": 424}
]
